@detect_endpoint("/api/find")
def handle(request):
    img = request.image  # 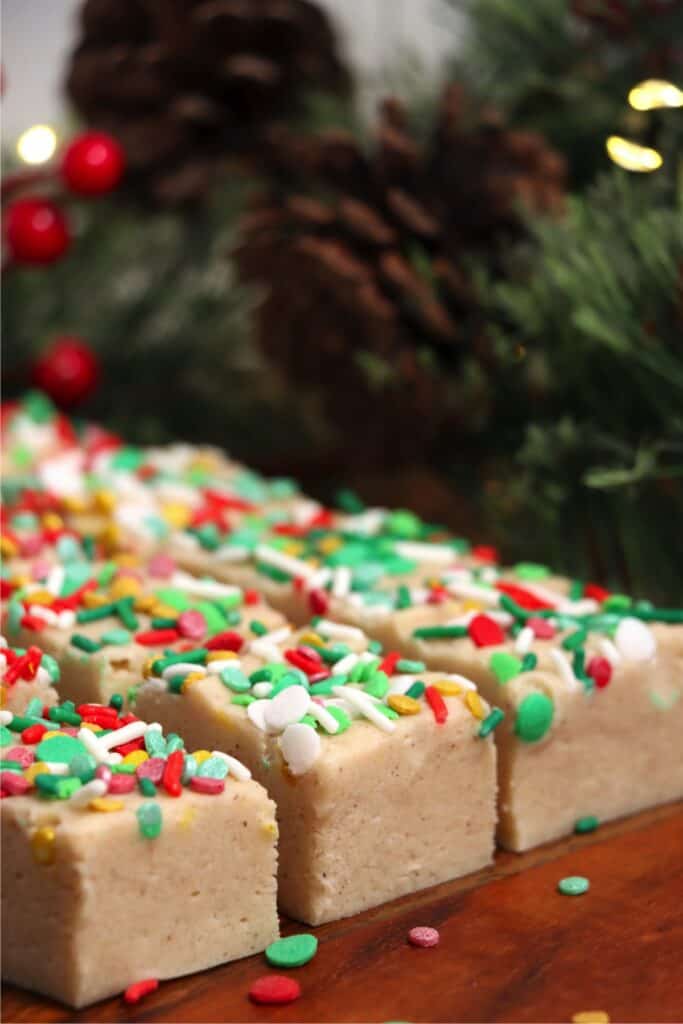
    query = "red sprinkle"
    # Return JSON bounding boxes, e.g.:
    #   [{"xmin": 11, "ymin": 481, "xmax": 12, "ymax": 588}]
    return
[
  {"xmin": 425, "ymin": 685, "xmax": 448, "ymax": 725},
  {"xmin": 136, "ymin": 757, "xmax": 166, "ymax": 783},
  {"xmin": 123, "ymin": 979, "xmax": 159, "ymax": 1004},
  {"xmin": 308, "ymin": 588, "xmax": 329, "ymax": 615},
  {"xmin": 495, "ymin": 582, "xmax": 555, "ymax": 611},
  {"xmin": 19, "ymin": 613, "xmax": 46, "ymax": 633},
  {"xmin": 284, "ymin": 649, "xmax": 322, "ymax": 676},
  {"xmin": 408, "ymin": 926, "xmax": 440, "ymax": 948},
  {"xmin": 135, "ymin": 628, "xmax": 180, "ymax": 646},
  {"xmin": 527, "ymin": 617, "xmax": 556, "ymax": 639},
  {"xmin": 5, "ymin": 746, "xmax": 34, "ymax": 768},
  {"xmin": 427, "ymin": 585, "xmax": 449, "ymax": 604},
  {"xmin": 107, "ymin": 773, "xmax": 136, "ymax": 795},
  {"xmin": 472, "ymin": 544, "xmax": 499, "ymax": 564},
  {"xmin": 113, "ymin": 737, "xmax": 145, "ymax": 756},
  {"xmin": 584, "ymin": 582, "xmax": 610, "ymax": 603},
  {"xmin": 379, "ymin": 651, "xmax": 402, "ymax": 675},
  {"xmin": 249, "ymin": 975, "xmax": 301, "ymax": 1005},
  {"xmin": 0, "ymin": 772, "xmax": 30, "ymax": 796},
  {"xmin": 162, "ymin": 751, "xmax": 184, "ymax": 797},
  {"xmin": 21, "ymin": 724, "xmax": 47, "ymax": 745},
  {"xmin": 177, "ymin": 610, "xmax": 207, "ymax": 640},
  {"xmin": 189, "ymin": 776, "xmax": 225, "ymax": 795},
  {"xmin": 206, "ymin": 631, "xmax": 244, "ymax": 652},
  {"xmin": 468, "ymin": 614, "xmax": 505, "ymax": 648},
  {"xmin": 244, "ymin": 589, "xmax": 260, "ymax": 606},
  {"xmin": 587, "ymin": 656, "xmax": 612, "ymax": 689}
]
